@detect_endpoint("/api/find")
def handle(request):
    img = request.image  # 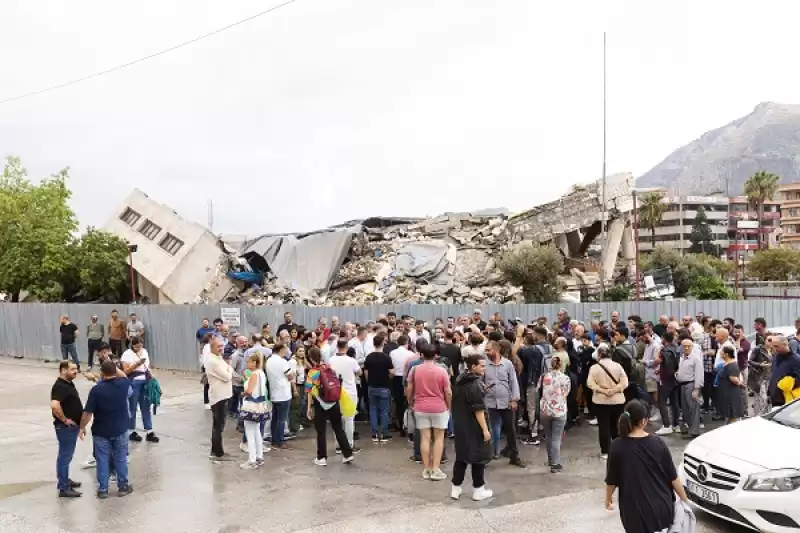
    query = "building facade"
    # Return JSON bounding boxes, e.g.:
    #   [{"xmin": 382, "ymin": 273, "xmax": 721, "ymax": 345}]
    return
[
  {"xmin": 779, "ymin": 183, "xmax": 800, "ymax": 249},
  {"xmin": 727, "ymin": 196, "xmax": 781, "ymax": 258},
  {"xmin": 104, "ymin": 190, "xmax": 235, "ymax": 304}
]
